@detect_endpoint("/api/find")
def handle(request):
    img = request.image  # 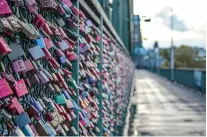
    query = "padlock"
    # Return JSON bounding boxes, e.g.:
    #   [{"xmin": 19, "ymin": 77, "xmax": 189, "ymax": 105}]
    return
[
  {"xmin": 53, "ymin": 84, "xmax": 61, "ymax": 92},
  {"xmin": 28, "ymin": 46, "xmax": 45, "ymax": 60},
  {"xmin": 31, "ymin": 100, "xmax": 44, "ymax": 112},
  {"xmin": 45, "ymin": 113, "xmax": 54, "ymax": 122},
  {"xmin": 42, "ymin": 23, "xmax": 53, "ymax": 36},
  {"xmin": 50, "ymin": 111, "xmax": 65, "ymax": 128},
  {"xmin": 37, "ymin": 70, "xmax": 49, "ymax": 84},
  {"xmin": 58, "ymin": 4, "xmax": 66, "ymax": 16},
  {"xmin": 29, "ymin": 124, "xmax": 39, "ymax": 136},
  {"xmin": 42, "ymin": 48, "xmax": 52, "ymax": 59},
  {"xmin": 62, "ymin": 0, "xmax": 73, "ymax": 7},
  {"xmin": 28, "ymin": 74, "xmax": 40, "ymax": 86},
  {"xmin": 7, "ymin": 15, "xmax": 22, "ymax": 32},
  {"xmin": 56, "ymin": 49, "xmax": 64, "ymax": 57},
  {"xmin": 11, "ymin": 126, "xmax": 25, "ymax": 136},
  {"xmin": 0, "ymin": 0, "xmax": 12, "ymax": 17},
  {"xmin": 42, "ymin": 69, "xmax": 53, "ymax": 81},
  {"xmin": 39, "ymin": 0, "xmax": 58, "ymax": 11},
  {"xmin": 14, "ymin": 112, "xmax": 31, "ymax": 128},
  {"xmin": 44, "ymin": 38, "xmax": 54, "ymax": 49},
  {"xmin": 56, "ymin": 18, "xmax": 65, "ymax": 27},
  {"xmin": 34, "ymin": 120, "xmax": 50, "ymax": 136},
  {"xmin": 33, "ymin": 14, "xmax": 46, "ymax": 29},
  {"xmin": 22, "ymin": 59, "xmax": 34, "ymax": 73},
  {"xmin": 0, "ymin": 36, "xmax": 12, "ymax": 56},
  {"xmin": 34, "ymin": 34, "xmax": 45, "ymax": 48},
  {"xmin": 70, "ymin": 126, "xmax": 78, "ymax": 135},
  {"xmin": 58, "ymin": 27, "xmax": 67, "ymax": 39},
  {"xmin": 12, "ymin": 59, "xmax": 27, "ymax": 73},
  {"xmin": 13, "ymin": 78, "xmax": 29, "ymax": 97},
  {"xmin": 0, "ymin": 18, "xmax": 14, "ymax": 35},
  {"xmin": 20, "ymin": 124, "xmax": 35, "ymax": 136},
  {"xmin": 26, "ymin": 0, "xmax": 38, "ymax": 13},
  {"xmin": 65, "ymin": 99, "xmax": 74, "ymax": 109},
  {"xmin": 17, "ymin": 20, "xmax": 38, "ymax": 39},
  {"xmin": 54, "ymin": 94, "xmax": 67, "ymax": 105},
  {"xmin": 66, "ymin": 51, "xmax": 77, "ymax": 61},
  {"xmin": 60, "ymin": 81, "xmax": 68, "ymax": 89},
  {"xmin": 55, "ymin": 72, "xmax": 64, "ymax": 83},
  {"xmin": 63, "ymin": 90, "xmax": 71, "ymax": 99},
  {"xmin": 8, "ymin": 42, "xmax": 25, "ymax": 61},
  {"xmin": 48, "ymin": 83, "xmax": 55, "ymax": 91},
  {"xmin": 0, "ymin": 77, "xmax": 13, "ymax": 99},
  {"xmin": 48, "ymin": 57, "xmax": 60, "ymax": 69},
  {"xmin": 62, "ymin": 68, "xmax": 72, "ymax": 77},
  {"xmin": 57, "ymin": 40, "xmax": 69, "ymax": 51},
  {"xmin": 7, "ymin": 97, "xmax": 24, "ymax": 114}
]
